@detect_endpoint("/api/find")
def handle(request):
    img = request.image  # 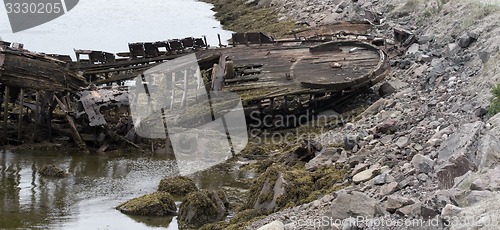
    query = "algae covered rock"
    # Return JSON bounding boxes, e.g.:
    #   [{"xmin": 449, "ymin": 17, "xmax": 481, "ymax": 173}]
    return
[
  {"xmin": 116, "ymin": 192, "xmax": 177, "ymax": 216},
  {"xmin": 39, "ymin": 164, "xmax": 67, "ymax": 177},
  {"xmin": 158, "ymin": 176, "xmax": 198, "ymax": 196},
  {"xmin": 178, "ymin": 190, "xmax": 227, "ymax": 228},
  {"xmin": 246, "ymin": 164, "xmax": 346, "ymax": 212}
]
